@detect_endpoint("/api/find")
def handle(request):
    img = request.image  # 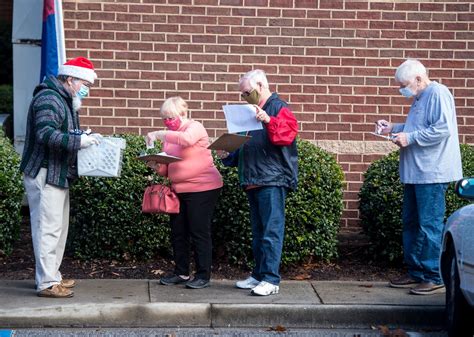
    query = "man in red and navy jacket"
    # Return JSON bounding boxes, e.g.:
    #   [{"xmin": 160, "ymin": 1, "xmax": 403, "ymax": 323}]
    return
[{"xmin": 222, "ymin": 69, "xmax": 298, "ymax": 296}]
